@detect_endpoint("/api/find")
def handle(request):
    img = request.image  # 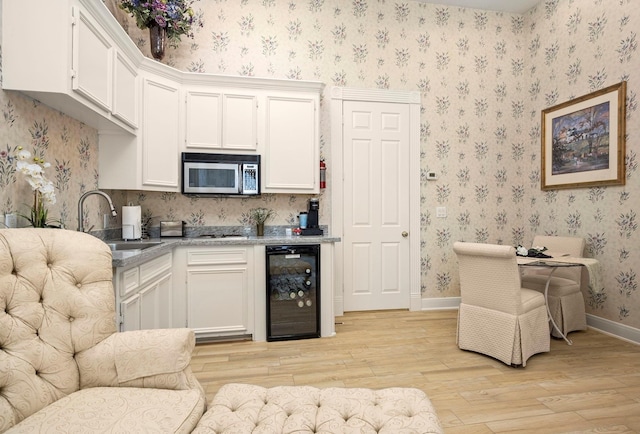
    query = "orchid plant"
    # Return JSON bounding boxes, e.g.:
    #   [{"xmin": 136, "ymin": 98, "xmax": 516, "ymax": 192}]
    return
[
  {"xmin": 15, "ymin": 147, "xmax": 58, "ymax": 228},
  {"xmin": 118, "ymin": 0, "xmax": 201, "ymax": 41}
]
